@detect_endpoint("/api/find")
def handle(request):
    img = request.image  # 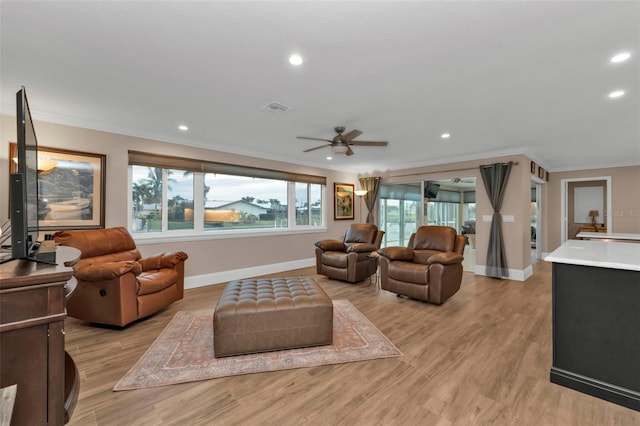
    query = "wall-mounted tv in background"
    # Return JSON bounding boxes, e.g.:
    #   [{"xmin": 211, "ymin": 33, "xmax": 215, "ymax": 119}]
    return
[
  {"xmin": 1, "ymin": 87, "xmax": 41, "ymax": 264},
  {"xmin": 424, "ymin": 181, "xmax": 440, "ymax": 199}
]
